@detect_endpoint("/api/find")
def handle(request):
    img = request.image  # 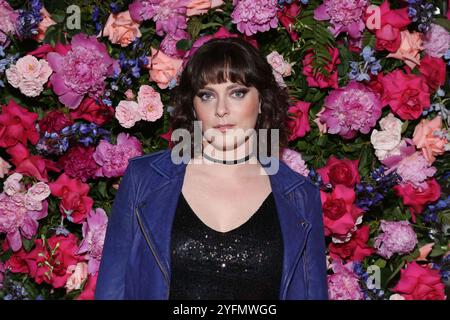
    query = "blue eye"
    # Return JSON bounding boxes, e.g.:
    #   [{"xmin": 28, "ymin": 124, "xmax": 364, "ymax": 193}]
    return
[
  {"xmin": 197, "ymin": 92, "xmax": 213, "ymax": 101},
  {"xmin": 232, "ymin": 89, "xmax": 247, "ymax": 98}
]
